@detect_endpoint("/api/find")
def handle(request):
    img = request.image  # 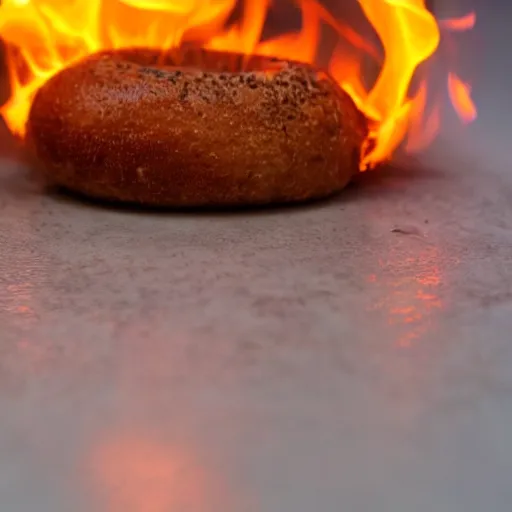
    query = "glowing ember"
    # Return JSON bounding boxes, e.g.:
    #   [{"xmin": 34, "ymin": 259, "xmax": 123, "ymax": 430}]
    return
[{"xmin": 0, "ymin": 0, "xmax": 477, "ymax": 170}]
